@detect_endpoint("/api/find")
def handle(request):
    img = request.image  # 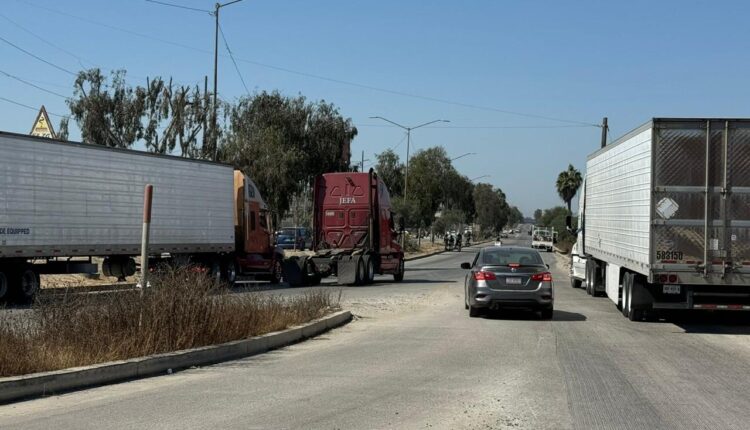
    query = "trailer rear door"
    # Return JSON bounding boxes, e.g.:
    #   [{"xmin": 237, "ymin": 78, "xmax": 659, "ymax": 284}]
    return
[{"xmin": 652, "ymin": 119, "xmax": 750, "ymax": 274}]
